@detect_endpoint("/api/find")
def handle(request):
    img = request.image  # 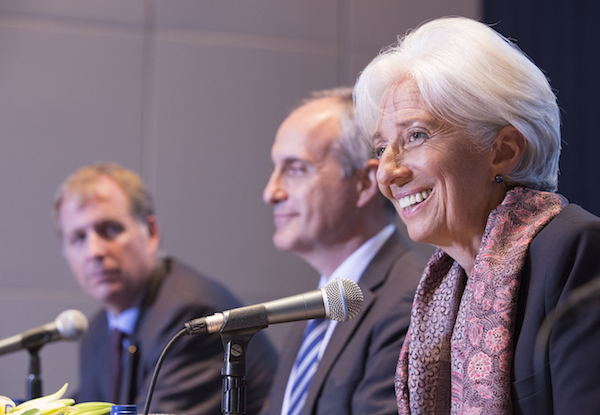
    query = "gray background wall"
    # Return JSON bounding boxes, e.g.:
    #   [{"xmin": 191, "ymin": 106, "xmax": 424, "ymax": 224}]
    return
[{"xmin": 0, "ymin": 0, "xmax": 478, "ymax": 401}]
